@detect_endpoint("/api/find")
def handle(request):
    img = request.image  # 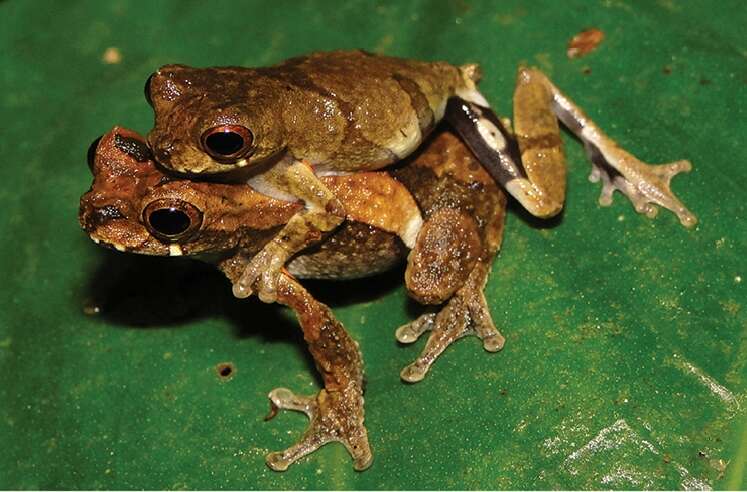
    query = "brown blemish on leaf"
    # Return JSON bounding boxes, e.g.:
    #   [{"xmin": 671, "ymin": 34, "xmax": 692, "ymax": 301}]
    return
[{"xmin": 567, "ymin": 28, "xmax": 605, "ymax": 58}]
